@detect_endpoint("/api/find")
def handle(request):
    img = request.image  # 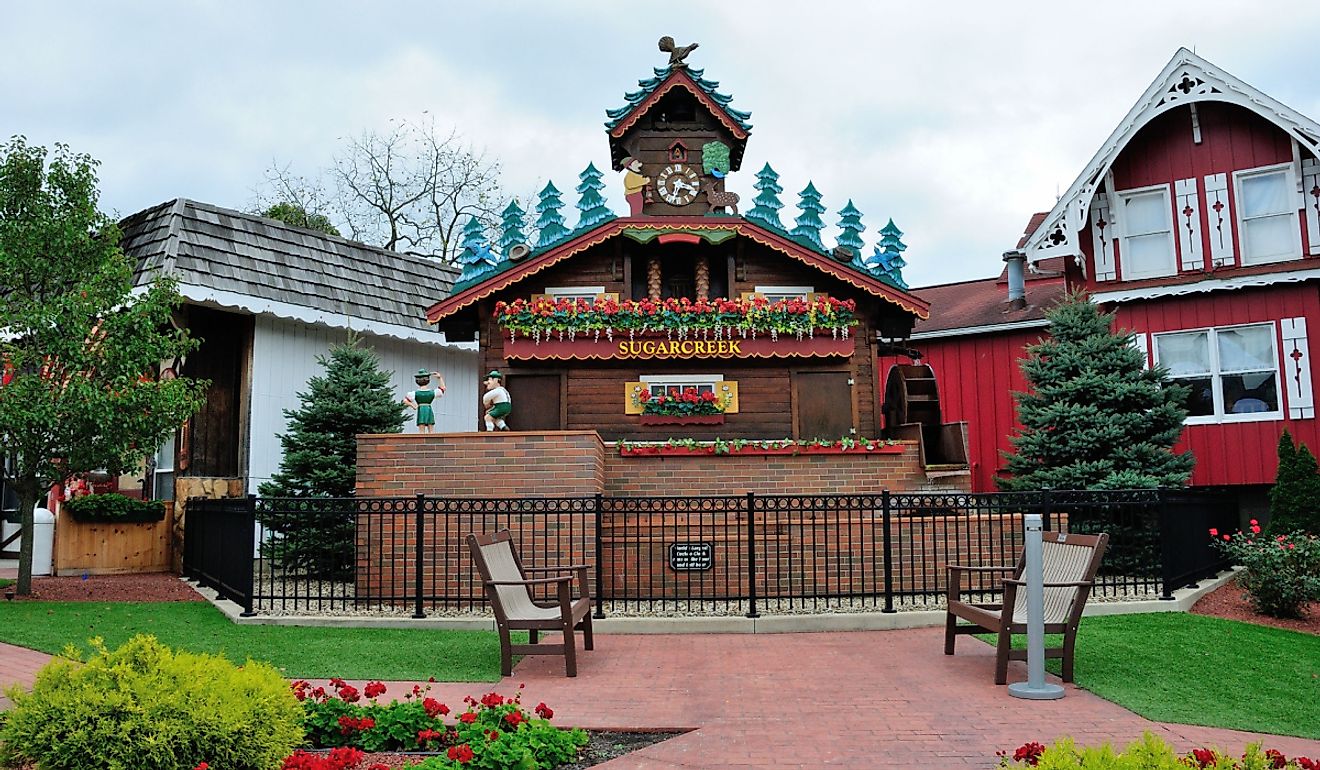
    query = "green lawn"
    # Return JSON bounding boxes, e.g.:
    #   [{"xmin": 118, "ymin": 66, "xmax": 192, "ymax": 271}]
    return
[
  {"xmin": 981, "ymin": 613, "xmax": 1320, "ymax": 738},
  {"xmin": 0, "ymin": 601, "xmax": 522, "ymax": 681}
]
